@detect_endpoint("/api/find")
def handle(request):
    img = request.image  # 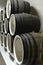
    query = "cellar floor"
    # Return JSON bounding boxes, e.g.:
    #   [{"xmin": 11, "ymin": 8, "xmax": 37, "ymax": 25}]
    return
[
  {"xmin": 0, "ymin": 44, "xmax": 17, "ymax": 65},
  {"xmin": 0, "ymin": 52, "xmax": 6, "ymax": 65}
]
